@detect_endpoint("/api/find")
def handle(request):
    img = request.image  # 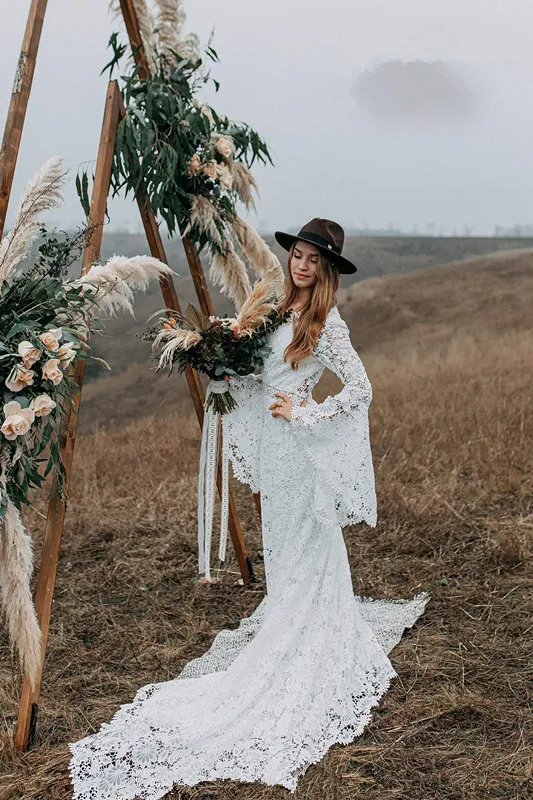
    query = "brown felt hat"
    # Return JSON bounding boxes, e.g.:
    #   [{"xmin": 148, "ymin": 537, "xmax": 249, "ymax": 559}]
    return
[{"xmin": 274, "ymin": 217, "xmax": 357, "ymax": 274}]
